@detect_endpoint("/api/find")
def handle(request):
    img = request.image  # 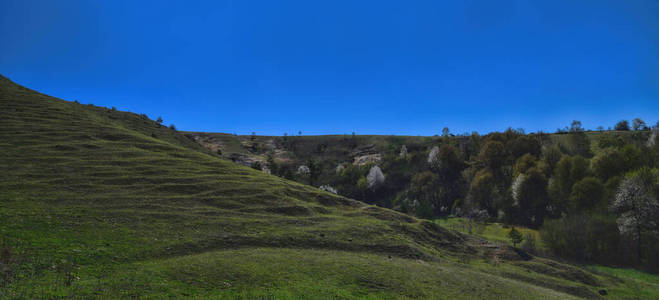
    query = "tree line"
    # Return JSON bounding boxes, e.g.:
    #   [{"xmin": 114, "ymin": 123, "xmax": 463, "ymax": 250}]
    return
[{"xmin": 261, "ymin": 119, "xmax": 658, "ymax": 272}]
